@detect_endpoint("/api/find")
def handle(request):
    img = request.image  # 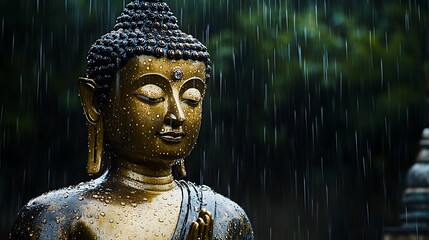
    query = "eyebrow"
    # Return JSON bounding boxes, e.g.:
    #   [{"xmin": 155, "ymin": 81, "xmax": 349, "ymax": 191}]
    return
[
  {"xmin": 131, "ymin": 73, "xmax": 170, "ymax": 87},
  {"xmin": 180, "ymin": 77, "xmax": 207, "ymax": 94},
  {"xmin": 182, "ymin": 77, "xmax": 206, "ymax": 86},
  {"xmin": 132, "ymin": 73, "xmax": 206, "ymax": 86}
]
